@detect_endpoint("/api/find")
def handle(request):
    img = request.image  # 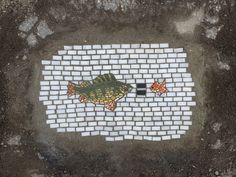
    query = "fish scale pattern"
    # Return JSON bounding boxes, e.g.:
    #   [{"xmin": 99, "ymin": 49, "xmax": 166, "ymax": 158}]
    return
[{"xmin": 39, "ymin": 43, "xmax": 196, "ymax": 141}]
